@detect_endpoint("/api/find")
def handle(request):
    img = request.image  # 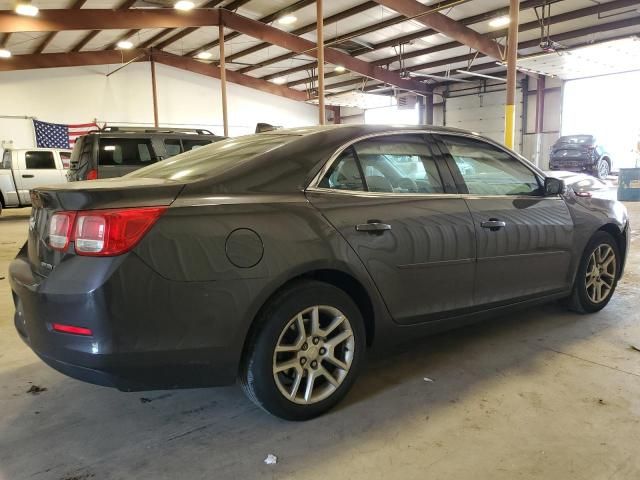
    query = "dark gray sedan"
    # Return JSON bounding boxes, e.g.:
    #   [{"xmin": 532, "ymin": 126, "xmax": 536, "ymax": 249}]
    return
[{"xmin": 10, "ymin": 125, "xmax": 630, "ymax": 420}]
